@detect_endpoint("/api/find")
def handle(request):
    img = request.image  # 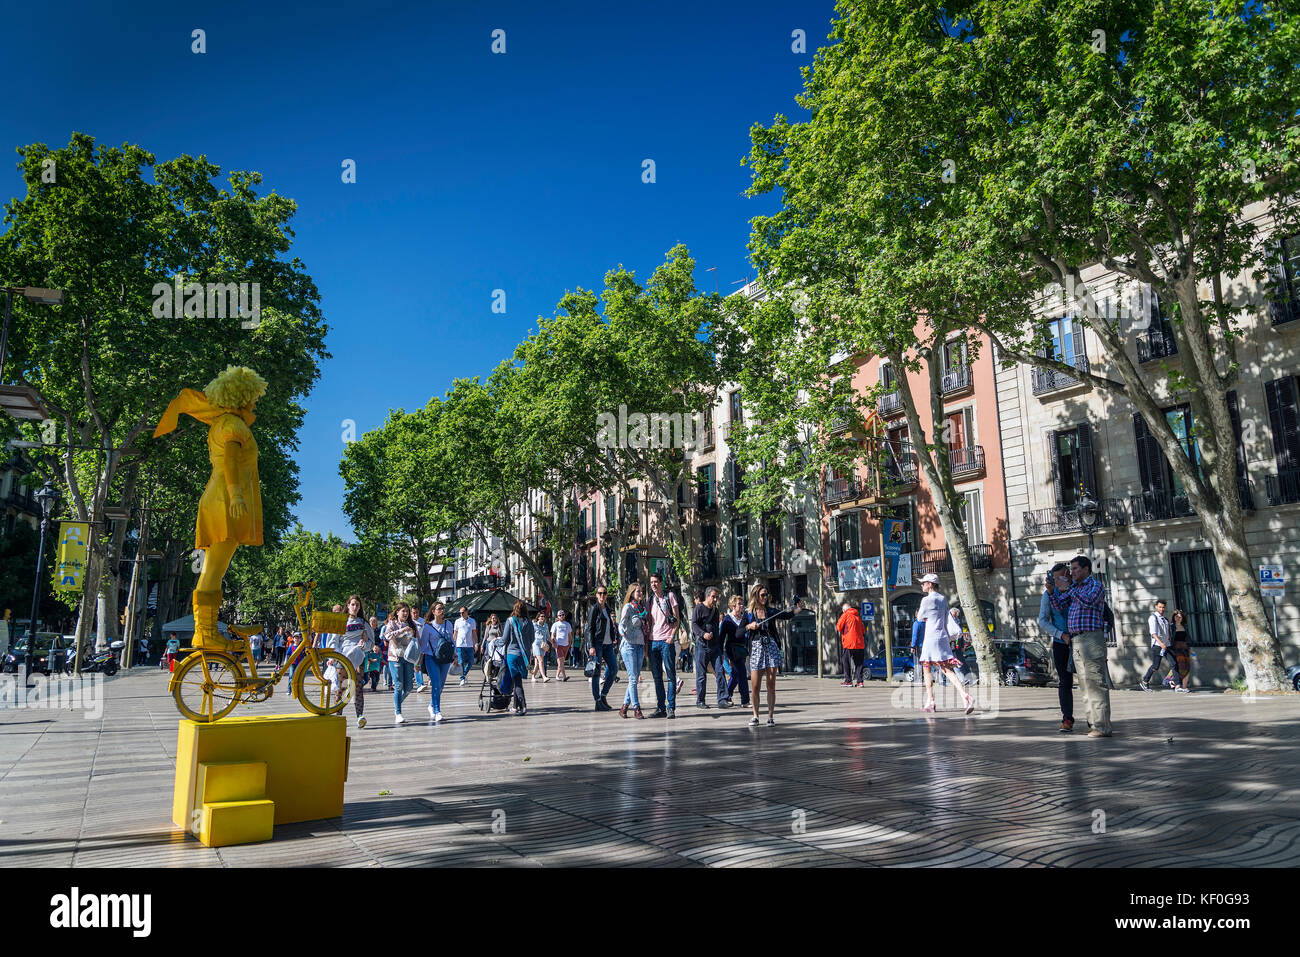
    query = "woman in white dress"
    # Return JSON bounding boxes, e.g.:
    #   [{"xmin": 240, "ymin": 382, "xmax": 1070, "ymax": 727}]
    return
[{"xmin": 916, "ymin": 574, "xmax": 974, "ymax": 714}]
